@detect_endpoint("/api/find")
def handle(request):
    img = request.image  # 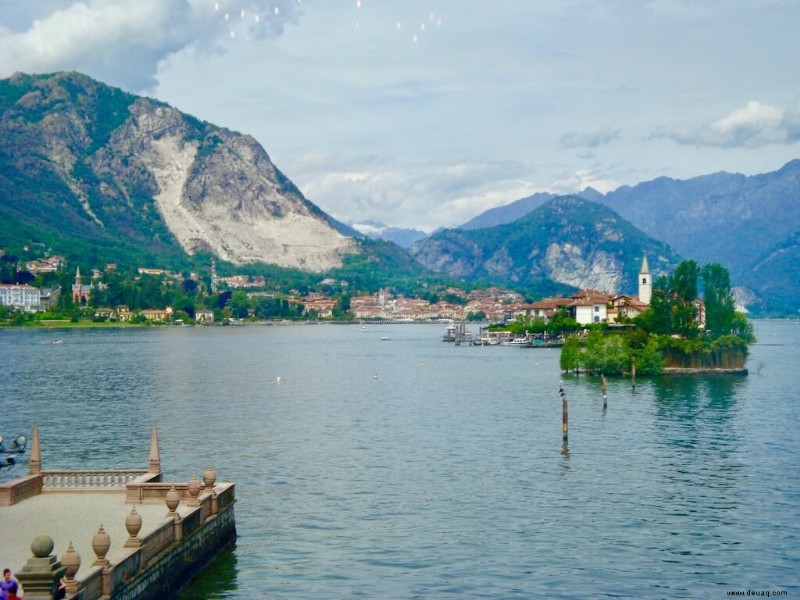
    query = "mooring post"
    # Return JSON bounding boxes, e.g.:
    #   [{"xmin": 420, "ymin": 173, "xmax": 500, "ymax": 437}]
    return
[
  {"xmin": 631, "ymin": 356, "xmax": 636, "ymax": 392},
  {"xmin": 601, "ymin": 374, "xmax": 607, "ymax": 409},
  {"xmin": 560, "ymin": 385, "xmax": 568, "ymax": 444}
]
